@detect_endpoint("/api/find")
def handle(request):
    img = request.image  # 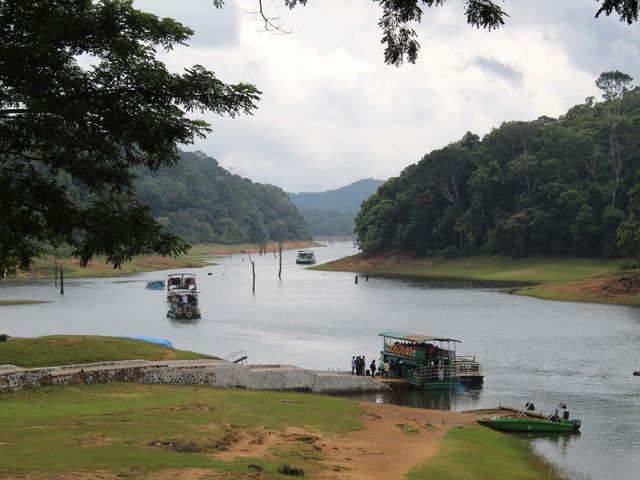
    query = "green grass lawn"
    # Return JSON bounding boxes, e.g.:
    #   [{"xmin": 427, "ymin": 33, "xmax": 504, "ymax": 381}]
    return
[
  {"xmin": 0, "ymin": 335, "xmax": 213, "ymax": 368},
  {"xmin": 0, "ymin": 383, "xmax": 362, "ymax": 478},
  {"xmin": 406, "ymin": 426, "xmax": 565, "ymax": 480}
]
